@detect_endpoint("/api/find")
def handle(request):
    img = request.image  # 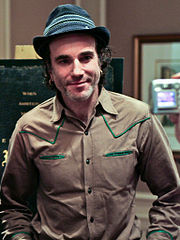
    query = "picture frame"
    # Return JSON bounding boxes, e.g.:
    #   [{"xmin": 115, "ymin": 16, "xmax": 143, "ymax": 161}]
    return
[{"xmin": 133, "ymin": 34, "xmax": 180, "ymax": 160}]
